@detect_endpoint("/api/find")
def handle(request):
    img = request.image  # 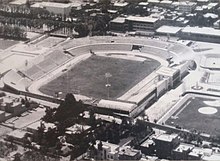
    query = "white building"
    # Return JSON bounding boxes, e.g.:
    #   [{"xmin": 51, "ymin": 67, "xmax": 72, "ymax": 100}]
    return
[
  {"xmin": 94, "ymin": 141, "xmax": 120, "ymax": 160},
  {"xmin": 97, "ymin": 100, "xmax": 138, "ymax": 117},
  {"xmin": 113, "ymin": 2, "xmax": 129, "ymax": 8},
  {"xmin": 178, "ymin": 1, "xmax": 197, "ymax": 13},
  {"xmin": 156, "ymin": 25, "xmax": 182, "ymax": 36},
  {"xmin": 31, "ymin": 2, "xmax": 72, "ymax": 16},
  {"xmin": 180, "ymin": 26, "xmax": 220, "ymax": 43},
  {"xmin": 160, "ymin": 0, "xmax": 173, "ymax": 8},
  {"xmin": 126, "ymin": 16, "xmax": 160, "ymax": 31},
  {"xmin": 214, "ymin": 19, "xmax": 220, "ymax": 29}
]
